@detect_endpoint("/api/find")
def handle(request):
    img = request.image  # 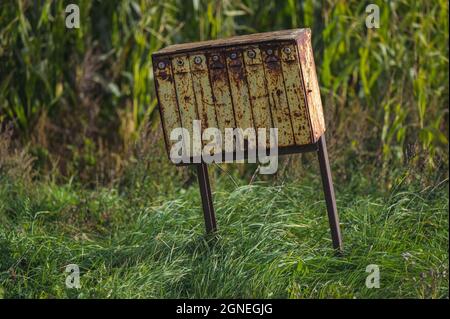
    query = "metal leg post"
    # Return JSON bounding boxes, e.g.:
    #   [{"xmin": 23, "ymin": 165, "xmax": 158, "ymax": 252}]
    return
[
  {"xmin": 196, "ymin": 162, "xmax": 217, "ymax": 233},
  {"xmin": 317, "ymin": 135, "xmax": 343, "ymax": 252}
]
